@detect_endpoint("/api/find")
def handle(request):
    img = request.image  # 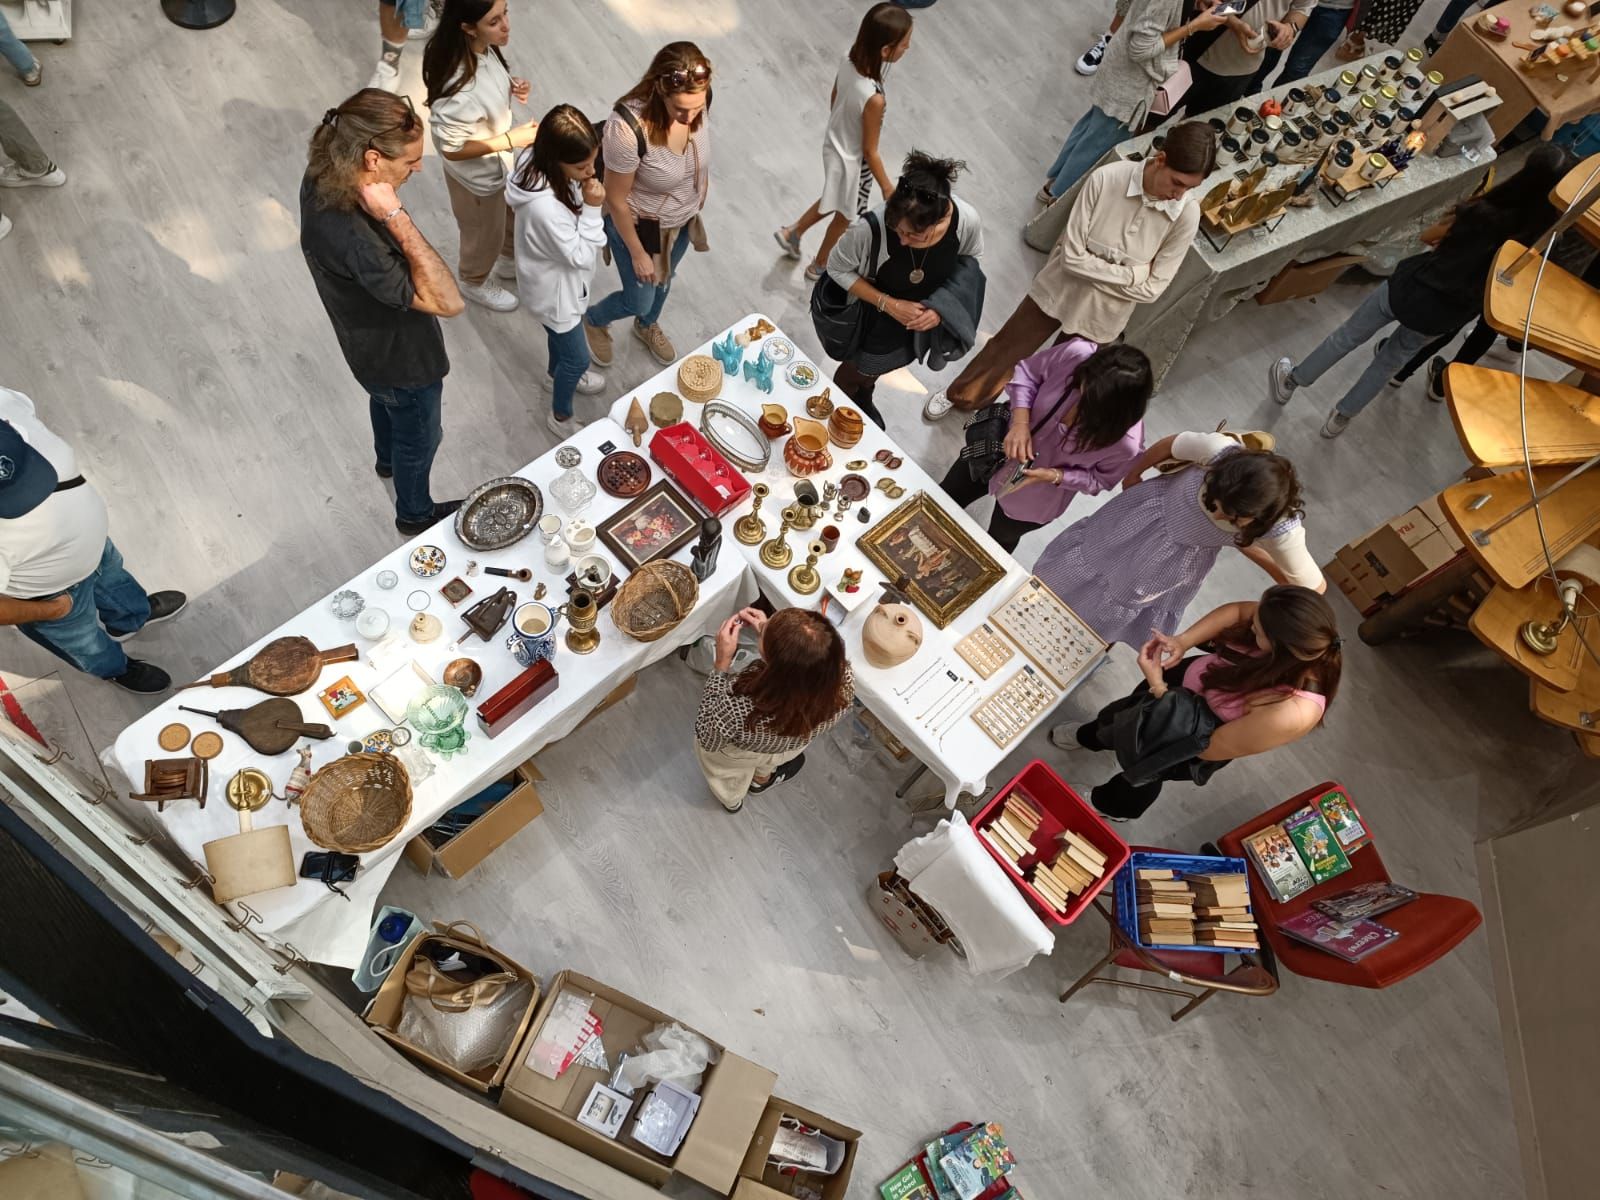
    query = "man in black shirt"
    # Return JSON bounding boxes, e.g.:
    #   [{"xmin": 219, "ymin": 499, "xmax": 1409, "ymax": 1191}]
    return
[{"xmin": 300, "ymin": 89, "xmax": 465, "ymax": 535}]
